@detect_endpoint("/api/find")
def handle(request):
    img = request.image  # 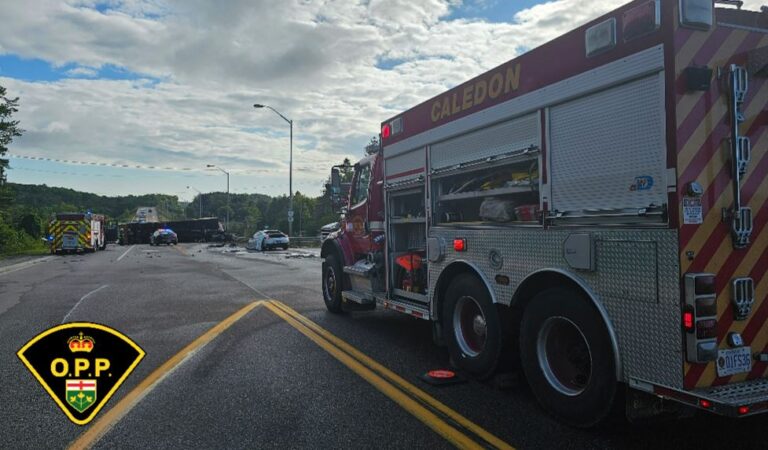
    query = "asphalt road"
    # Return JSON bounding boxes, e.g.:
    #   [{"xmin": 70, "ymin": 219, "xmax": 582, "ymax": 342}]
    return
[{"xmin": 1, "ymin": 243, "xmax": 767, "ymax": 449}]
